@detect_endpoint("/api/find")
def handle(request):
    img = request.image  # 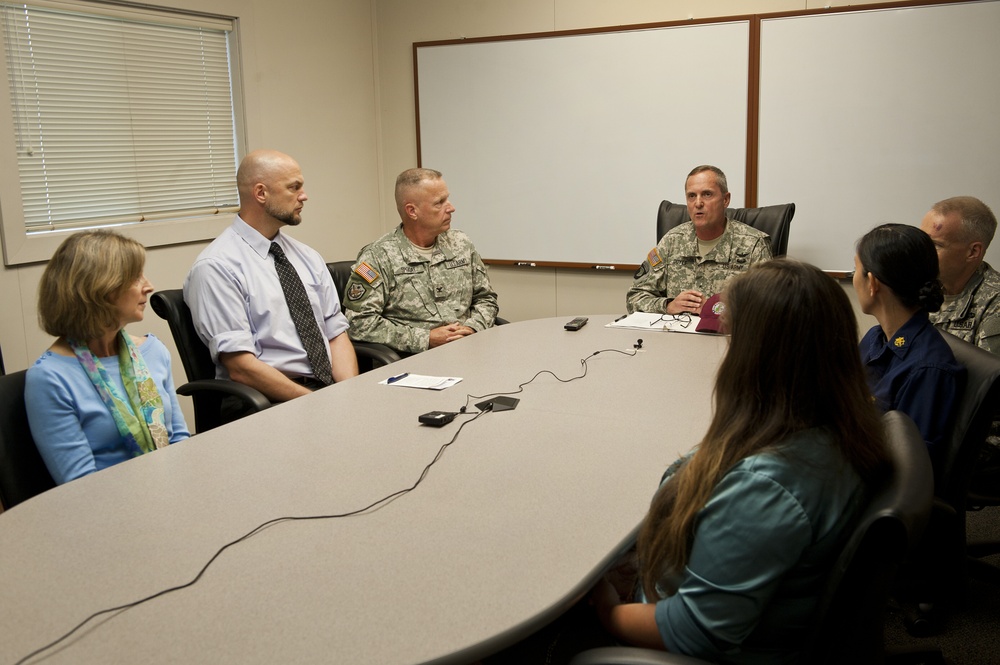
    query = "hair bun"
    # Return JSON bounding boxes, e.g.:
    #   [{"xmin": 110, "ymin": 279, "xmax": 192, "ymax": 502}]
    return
[{"xmin": 918, "ymin": 279, "xmax": 944, "ymax": 313}]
